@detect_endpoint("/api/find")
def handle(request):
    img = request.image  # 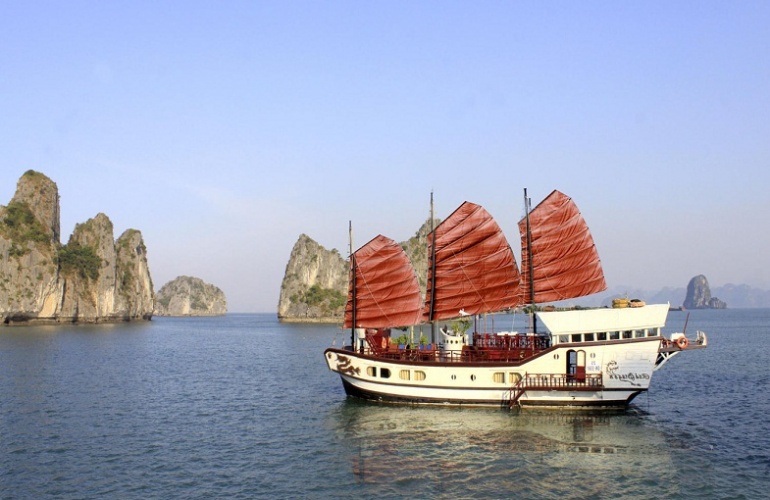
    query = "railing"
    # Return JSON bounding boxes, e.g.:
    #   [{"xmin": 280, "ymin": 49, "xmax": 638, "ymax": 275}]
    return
[
  {"xmin": 473, "ymin": 333, "xmax": 550, "ymax": 350},
  {"xmin": 509, "ymin": 373, "xmax": 604, "ymax": 408},
  {"xmin": 355, "ymin": 331, "xmax": 551, "ymax": 363},
  {"xmin": 355, "ymin": 345, "xmax": 553, "ymax": 363}
]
